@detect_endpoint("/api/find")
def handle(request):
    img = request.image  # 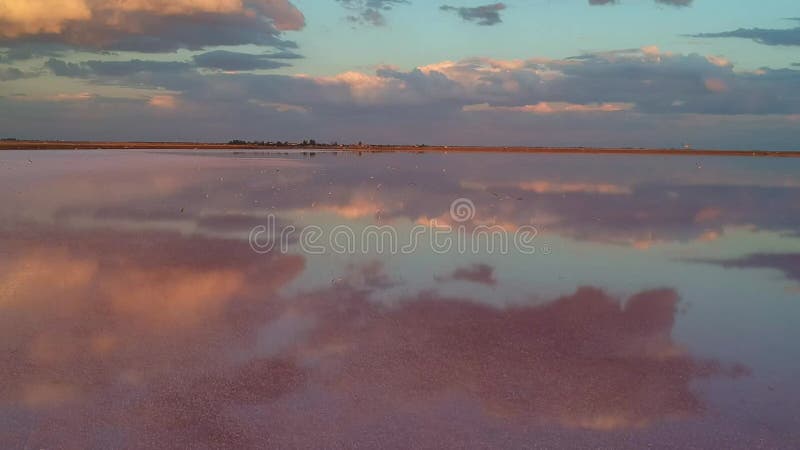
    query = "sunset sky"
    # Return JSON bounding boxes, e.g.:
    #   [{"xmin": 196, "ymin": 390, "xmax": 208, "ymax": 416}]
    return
[{"xmin": 0, "ymin": 0, "xmax": 798, "ymax": 148}]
